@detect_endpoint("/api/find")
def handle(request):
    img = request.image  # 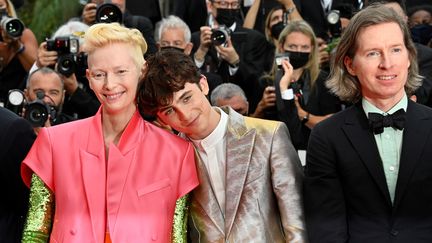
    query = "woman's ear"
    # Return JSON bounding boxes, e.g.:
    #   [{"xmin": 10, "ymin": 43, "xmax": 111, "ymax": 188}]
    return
[{"xmin": 86, "ymin": 69, "xmax": 94, "ymax": 90}]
